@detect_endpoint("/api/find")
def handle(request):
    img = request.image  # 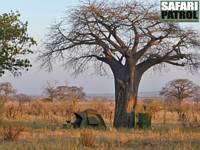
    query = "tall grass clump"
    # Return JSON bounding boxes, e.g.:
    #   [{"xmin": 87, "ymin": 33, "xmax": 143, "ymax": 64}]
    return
[{"xmin": 80, "ymin": 129, "xmax": 96, "ymax": 147}]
